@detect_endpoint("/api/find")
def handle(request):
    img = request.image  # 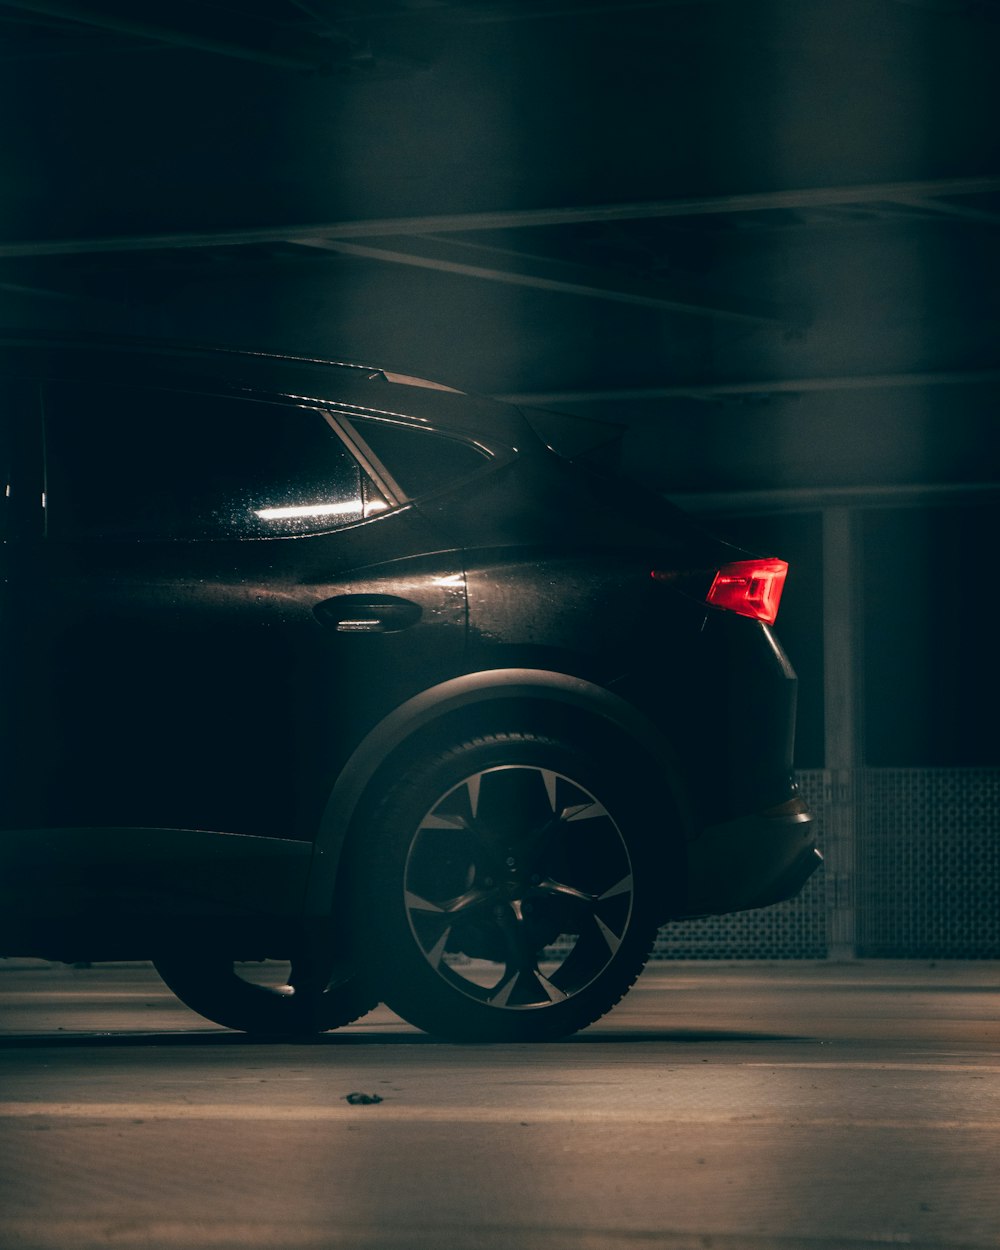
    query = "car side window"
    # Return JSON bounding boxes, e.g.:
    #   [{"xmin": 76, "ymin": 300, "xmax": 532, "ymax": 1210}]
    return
[
  {"xmin": 346, "ymin": 417, "xmax": 492, "ymax": 499},
  {"xmin": 43, "ymin": 381, "xmax": 388, "ymax": 541}
]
